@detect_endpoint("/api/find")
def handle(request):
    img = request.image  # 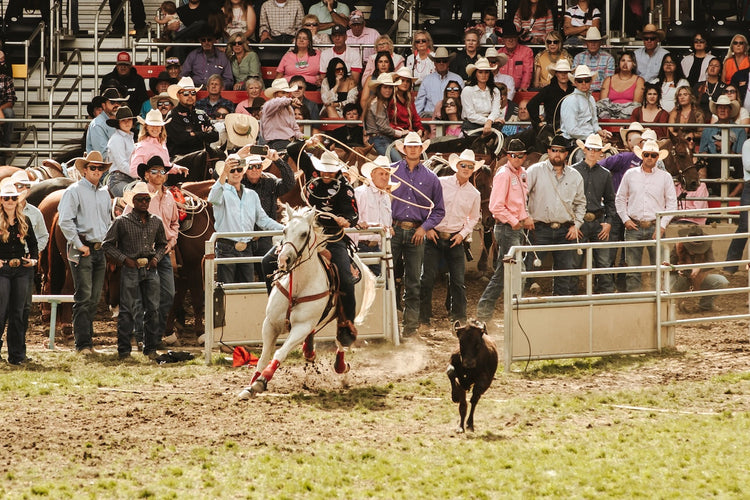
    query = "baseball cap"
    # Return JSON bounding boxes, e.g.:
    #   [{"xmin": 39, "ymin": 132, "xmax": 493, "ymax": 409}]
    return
[
  {"xmin": 331, "ymin": 24, "xmax": 347, "ymax": 36},
  {"xmin": 350, "ymin": 10, "xmax": 364, "ymax": 24},
  {"xmin": 166, "ymin": 56, "xmax": 180, "ymax": 67},
  {"xmin": 116, "ymin": 51, "xmax": 132, "ymax": 65}
]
